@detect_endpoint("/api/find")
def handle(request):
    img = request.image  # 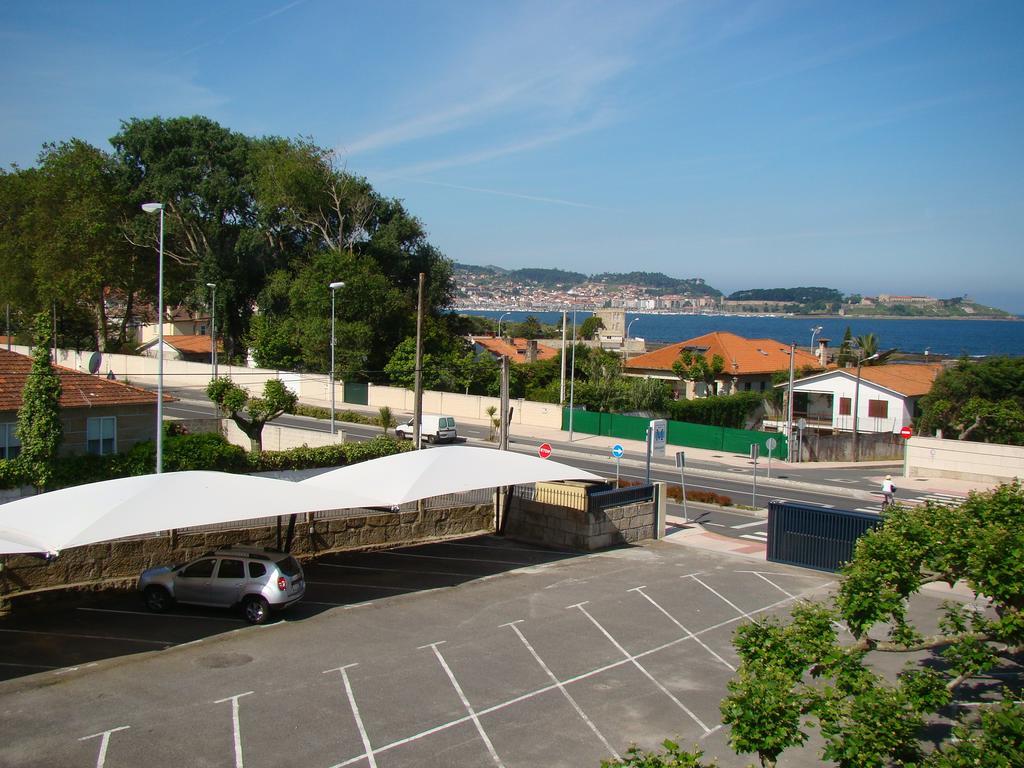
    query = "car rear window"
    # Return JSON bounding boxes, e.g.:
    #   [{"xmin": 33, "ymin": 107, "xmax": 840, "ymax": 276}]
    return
[{"xmin": 276, "ymin": 556, "xmax": 302, "ymax": 577}]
